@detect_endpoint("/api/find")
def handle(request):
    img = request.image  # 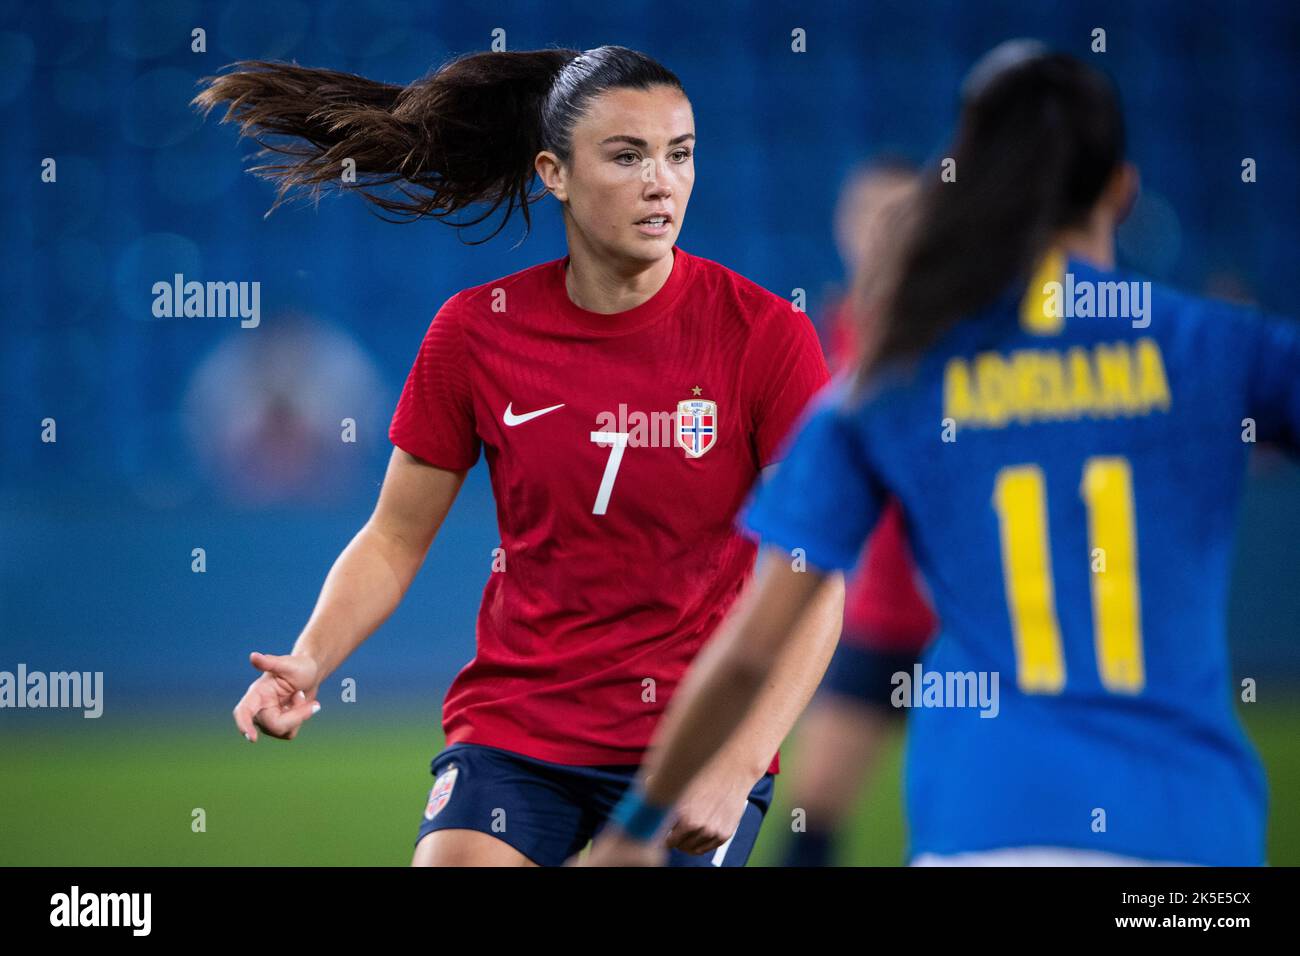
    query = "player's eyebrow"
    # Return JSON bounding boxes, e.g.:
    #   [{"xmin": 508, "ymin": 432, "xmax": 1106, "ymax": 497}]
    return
[{"xmin": 599, "ymin": 133, "xmax": 696, "ymax": 148}]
